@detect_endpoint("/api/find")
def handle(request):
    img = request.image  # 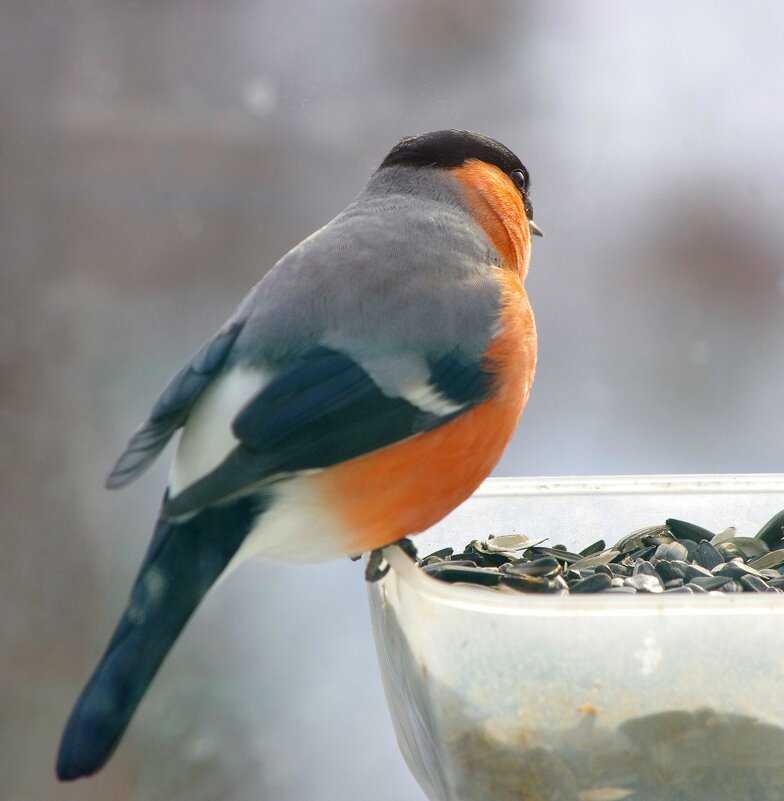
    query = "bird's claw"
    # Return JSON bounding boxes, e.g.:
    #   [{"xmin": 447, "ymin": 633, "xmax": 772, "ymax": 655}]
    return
[{"xmin": 364, "ymin": 538, "xmax": 418, "ymax": 582}]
